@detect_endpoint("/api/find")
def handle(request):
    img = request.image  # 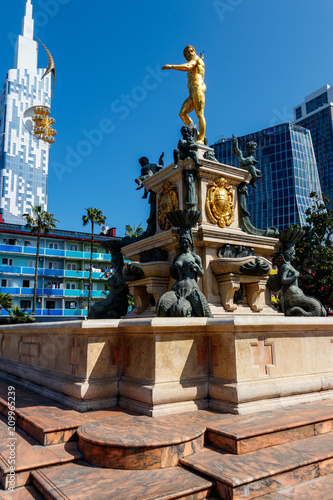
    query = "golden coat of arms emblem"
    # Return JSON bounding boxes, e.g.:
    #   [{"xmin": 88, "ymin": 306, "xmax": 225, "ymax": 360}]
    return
[
  {"xmin": 206, "ymin": 177, "xmax": 234, "ymax": 228},
  {"xmin": 158, "ymin": 181, "xmax": 179, "ymax": 230}
]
